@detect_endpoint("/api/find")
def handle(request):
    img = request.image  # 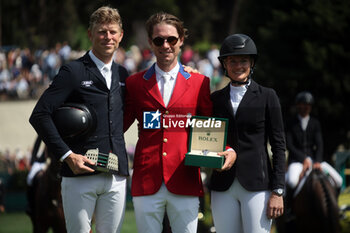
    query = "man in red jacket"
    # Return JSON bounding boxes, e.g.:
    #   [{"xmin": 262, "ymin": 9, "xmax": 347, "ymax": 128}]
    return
[{"xmin": 124, "ymin": 12, "xmax": 234, "ymax": 233}]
